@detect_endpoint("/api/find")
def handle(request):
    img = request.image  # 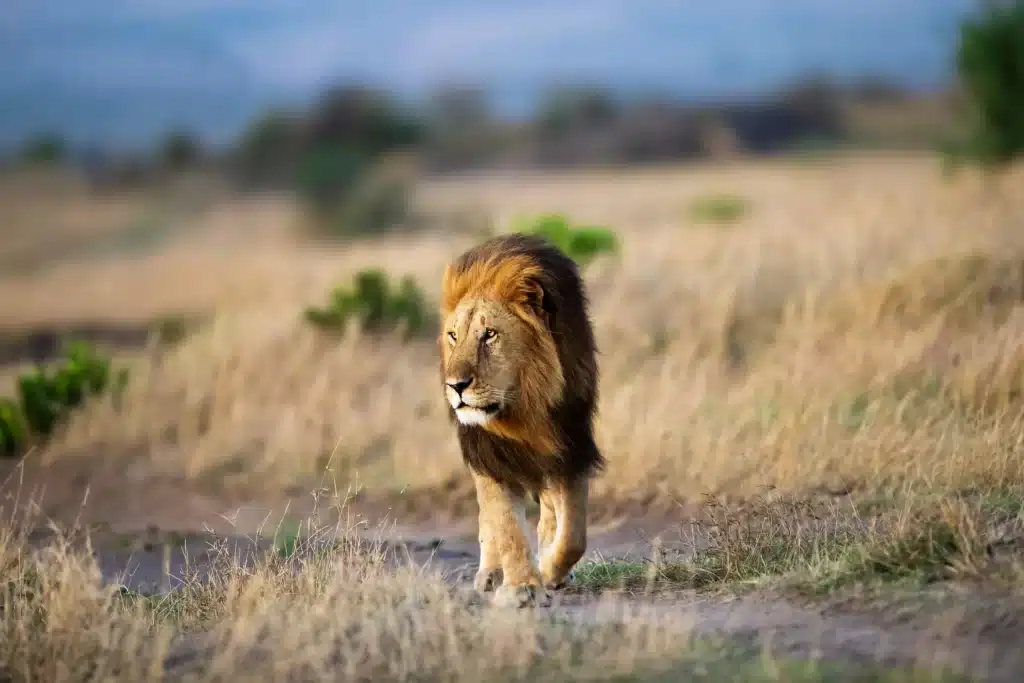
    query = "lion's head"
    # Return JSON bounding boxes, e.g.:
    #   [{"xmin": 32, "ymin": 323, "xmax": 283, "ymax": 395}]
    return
[{"xmin": 440, "ymin": 238, "xmax": 567, "ymax": 453}]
